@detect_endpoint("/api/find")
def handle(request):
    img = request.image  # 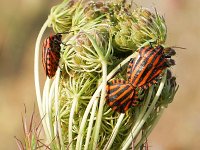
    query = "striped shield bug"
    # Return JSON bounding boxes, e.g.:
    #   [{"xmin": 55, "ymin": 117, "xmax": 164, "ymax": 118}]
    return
[
  {"xmin": 42, "ymin": 34, "xmax": 62, "ymax": 78},
  {"xmin": 42, "ymin": 32, "xmax": 71, "ymax": 78},
  {"xmin": 106, "ymin": 45, "xmax": 176, "ymax": 113},
  {"xmin": 127, "ymin": 45, "xmax": 175, "ymax": 89}
]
